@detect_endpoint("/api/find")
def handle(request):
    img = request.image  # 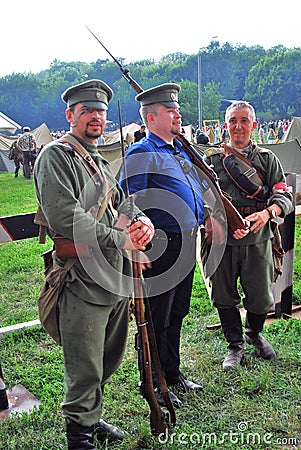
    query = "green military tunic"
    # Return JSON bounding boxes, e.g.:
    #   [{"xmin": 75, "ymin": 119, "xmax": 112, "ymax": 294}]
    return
[
  {"xmin": 203, "ymin": 142, "xmax": 293, "ymax": 313},
  {"xmin": 34, "ymin": 133, "xmax": 143, "ymax": 426}
]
